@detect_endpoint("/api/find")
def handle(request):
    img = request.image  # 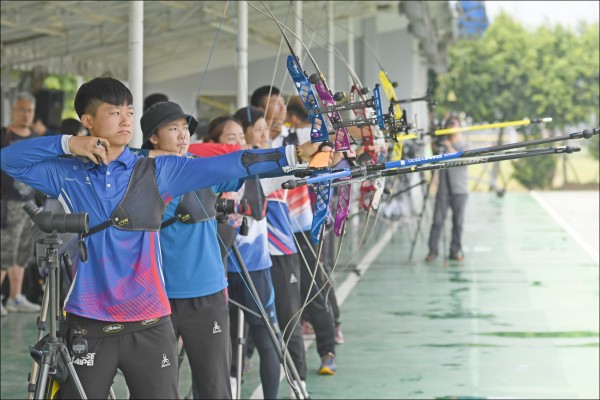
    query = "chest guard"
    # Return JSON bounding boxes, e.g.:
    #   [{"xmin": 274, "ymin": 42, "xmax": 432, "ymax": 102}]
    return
[
  {"xmin": 84, "ymin": 158, "xmax": 166, "ymax": 237},
  {"xmin": 161, "ymin": 188, "xmax": 217, "ymax": 229}
]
